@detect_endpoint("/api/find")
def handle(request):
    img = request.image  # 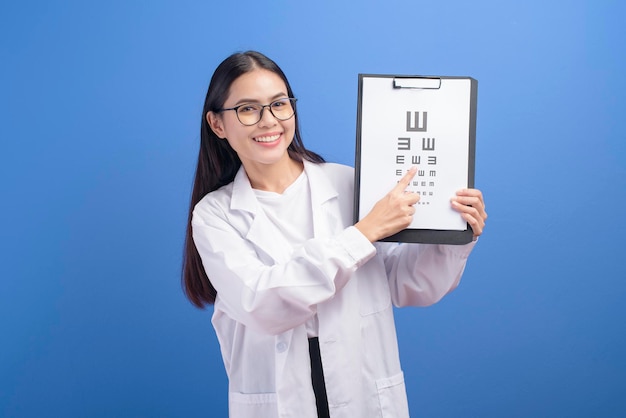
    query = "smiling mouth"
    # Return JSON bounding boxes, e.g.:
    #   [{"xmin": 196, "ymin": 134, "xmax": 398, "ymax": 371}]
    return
[{"xmin": 253, "ymin": 133, "xmax": 281, "ymax": 143}]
